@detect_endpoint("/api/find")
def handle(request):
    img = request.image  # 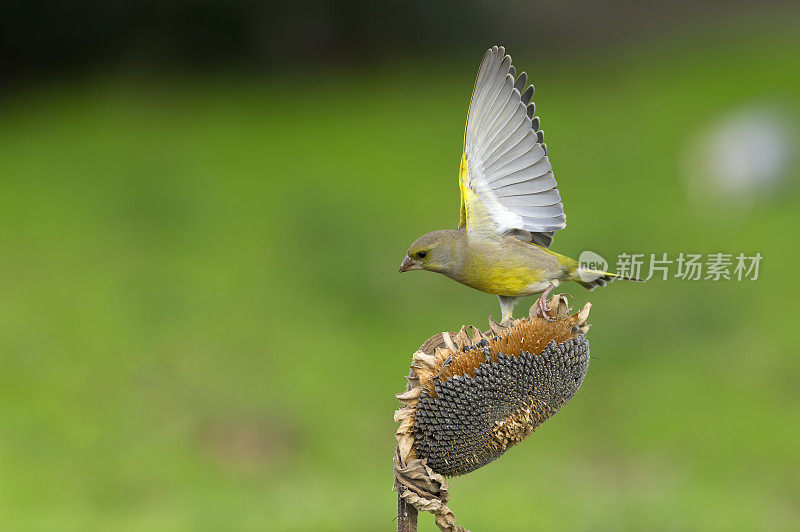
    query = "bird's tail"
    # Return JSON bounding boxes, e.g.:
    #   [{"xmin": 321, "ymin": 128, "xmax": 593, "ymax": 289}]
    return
[{"xmin": 571, "ymin": 268, "xmax": 644, "ymax": 291}]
